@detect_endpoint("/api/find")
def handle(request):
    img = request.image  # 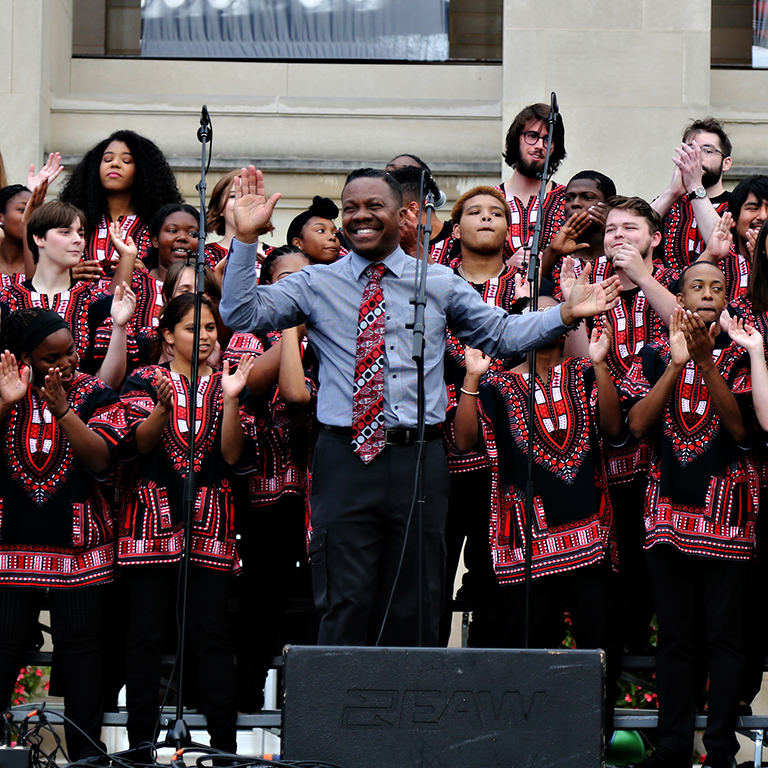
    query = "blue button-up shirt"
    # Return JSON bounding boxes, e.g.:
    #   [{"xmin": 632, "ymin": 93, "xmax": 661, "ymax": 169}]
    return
[{"xmin": 220, "ymin": 240, "xmax": 571, "ymax": 428}]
